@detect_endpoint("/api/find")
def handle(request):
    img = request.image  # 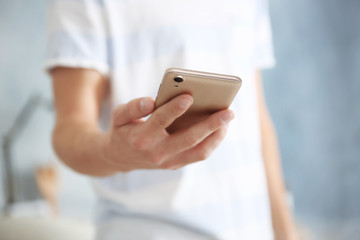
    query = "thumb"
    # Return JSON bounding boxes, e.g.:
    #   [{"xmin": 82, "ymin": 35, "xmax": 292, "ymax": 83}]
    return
[{"xmin": 112, "ymin": 97, "xmax": 155, "ymax": 127}]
